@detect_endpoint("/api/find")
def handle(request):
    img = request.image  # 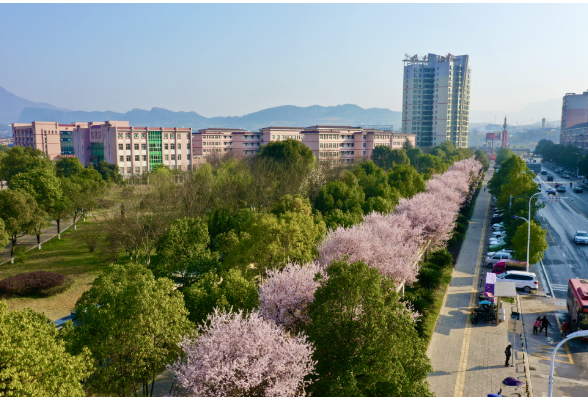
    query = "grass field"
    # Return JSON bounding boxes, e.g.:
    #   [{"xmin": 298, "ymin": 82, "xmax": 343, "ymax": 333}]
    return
[{"xmin": 0, "ymin": 218, "xmax": 117, "ymax": 321}]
